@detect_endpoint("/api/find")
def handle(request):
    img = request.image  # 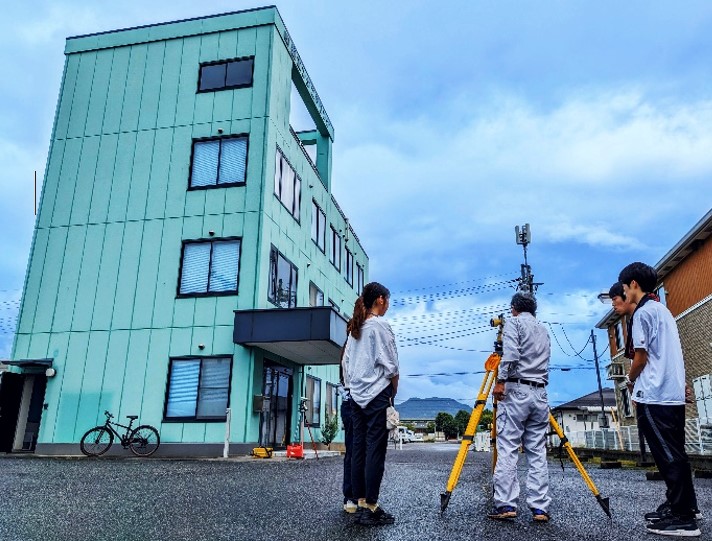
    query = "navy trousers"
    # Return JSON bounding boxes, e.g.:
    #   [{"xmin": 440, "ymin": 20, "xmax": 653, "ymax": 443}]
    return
[
  {"xmin": 351, "ymin": 385, "xmax": 392, "ymax": 505},
  {"xmin": 637, "ymin": 403, "xmax": 697, "ymax": 518},
  {"xmin": 341, "ymin": 399, "xmax": 354, "ymax": 503}
]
